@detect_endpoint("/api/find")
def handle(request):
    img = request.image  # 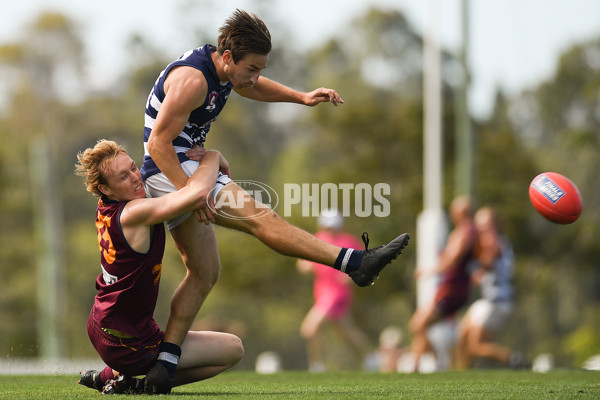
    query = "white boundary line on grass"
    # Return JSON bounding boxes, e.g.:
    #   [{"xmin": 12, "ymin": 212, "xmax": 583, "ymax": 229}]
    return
[{"xmin": 0, "ymin": 359, "xmax": 104, "ymax": 375}]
